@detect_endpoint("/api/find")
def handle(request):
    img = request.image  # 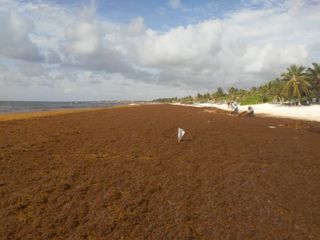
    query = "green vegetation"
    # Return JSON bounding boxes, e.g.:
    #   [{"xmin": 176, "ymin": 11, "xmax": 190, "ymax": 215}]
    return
[
  {"xmin": 152, "ymin": 97, "xmax": 178, "ymax": 103},
  {"xmin": 281, "ymin": 65, "xmax": 311, "ymax": 105},
  {"xmin": 307, "ymin": 63, "xmax": 320, "ymax": 98},
  {"xmin": 153, "ymin": 63, "xmax": 320, "ymax": 105}
]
